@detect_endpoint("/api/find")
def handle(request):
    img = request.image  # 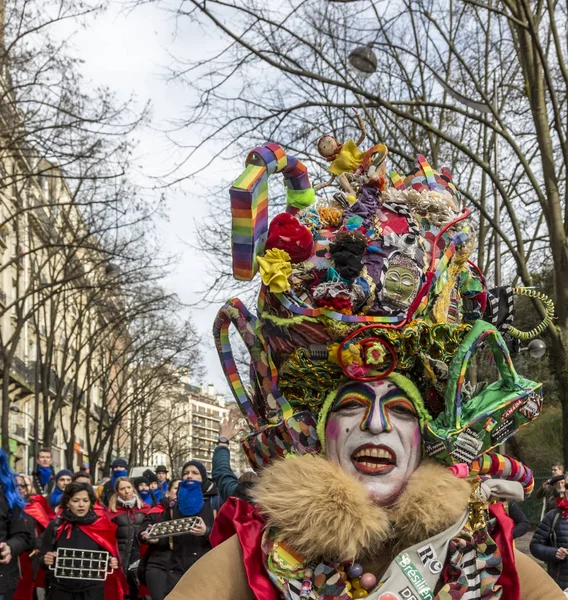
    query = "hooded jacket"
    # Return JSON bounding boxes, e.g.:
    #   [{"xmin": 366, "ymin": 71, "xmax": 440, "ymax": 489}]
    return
[{"xmin": 165, "ymin": 455, "xmax": 565, "ymax": 600}]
